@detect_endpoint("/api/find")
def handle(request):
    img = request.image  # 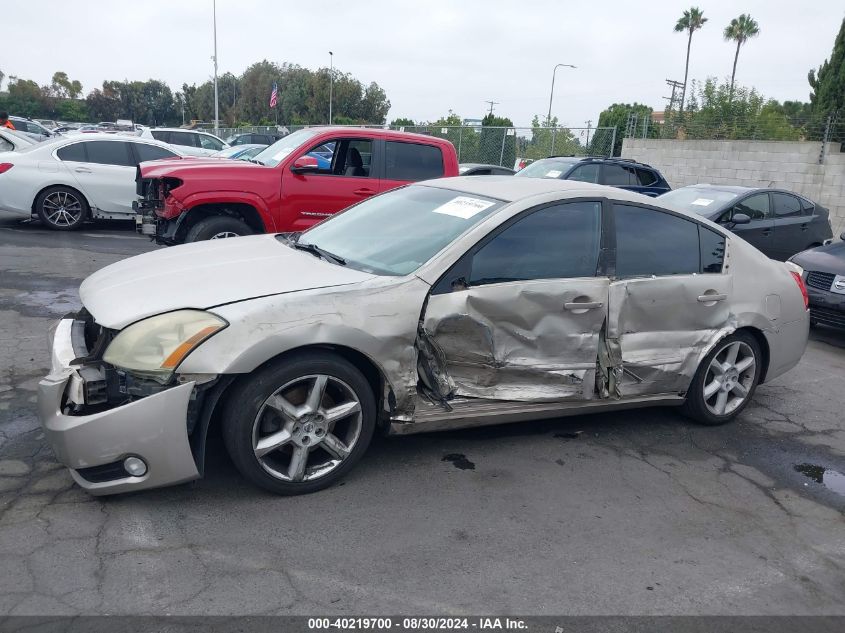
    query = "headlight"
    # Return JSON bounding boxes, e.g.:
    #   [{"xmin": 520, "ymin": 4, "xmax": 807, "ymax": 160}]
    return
[{"xmin": 103, "ymin": 310, "xmax": 227, "ymax": 381}]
